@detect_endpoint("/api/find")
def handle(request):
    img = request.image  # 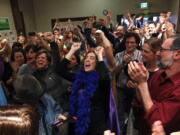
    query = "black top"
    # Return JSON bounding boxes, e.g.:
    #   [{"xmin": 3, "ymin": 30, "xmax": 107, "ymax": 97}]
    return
[
  {"xmin": 56, "ymin": 58, "xmax": 111, "ymax": 135},
  {"xmin": 33, "ymin": 41, "xmax": 70, "ymax": 111},
  {"xmin": 2, "ymin": 62, "xmax": 15, "ymax": 102}
]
